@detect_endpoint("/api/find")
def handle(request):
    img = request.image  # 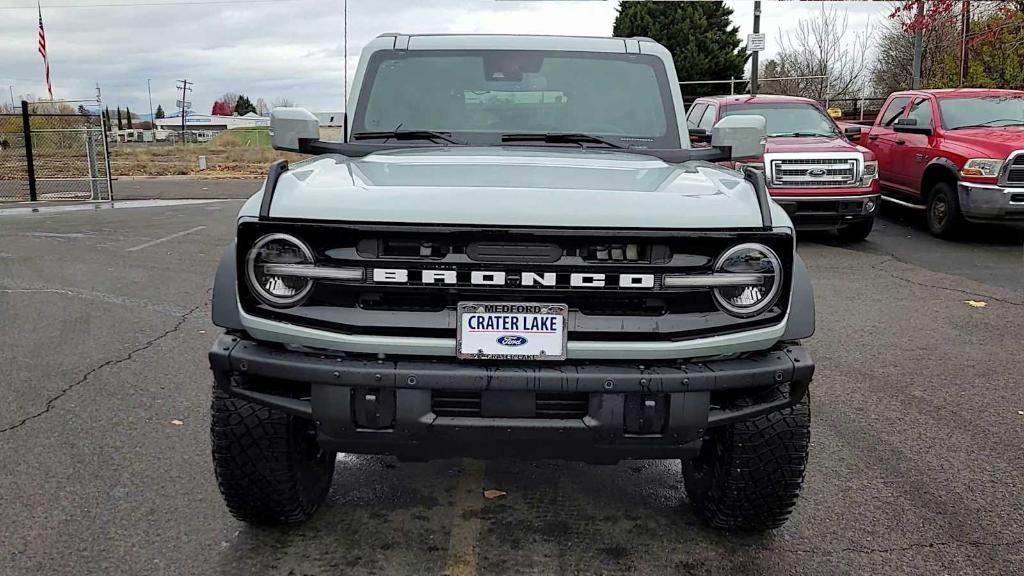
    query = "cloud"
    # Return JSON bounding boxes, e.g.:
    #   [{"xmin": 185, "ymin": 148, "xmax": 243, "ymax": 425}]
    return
[{"xmin": 0, "ymin": 0, "xmax": 883, "ymax": 115}]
